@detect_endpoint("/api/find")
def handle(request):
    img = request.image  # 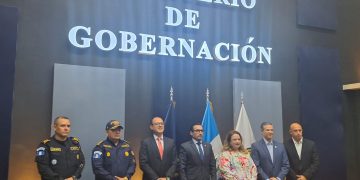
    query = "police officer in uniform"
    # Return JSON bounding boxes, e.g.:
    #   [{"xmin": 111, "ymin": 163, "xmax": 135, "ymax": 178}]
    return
[
  {"xmin": 92, "ymin": 120, "xmax": 136, "ymax": 180},
  {"xmin": 35, "ymin": 116, "xmax": 85, "ymax": 180}
]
